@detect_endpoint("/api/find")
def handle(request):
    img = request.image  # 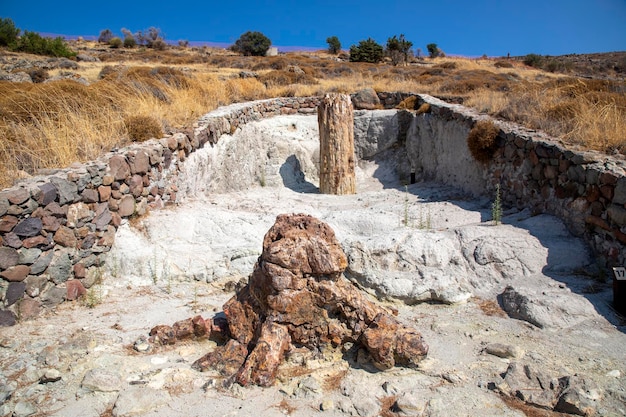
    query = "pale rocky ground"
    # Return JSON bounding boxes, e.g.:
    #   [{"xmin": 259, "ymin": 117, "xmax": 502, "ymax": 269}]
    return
[{"xmin": 1, "ymin": 116, "xmax": 625, "ymax": 417}]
